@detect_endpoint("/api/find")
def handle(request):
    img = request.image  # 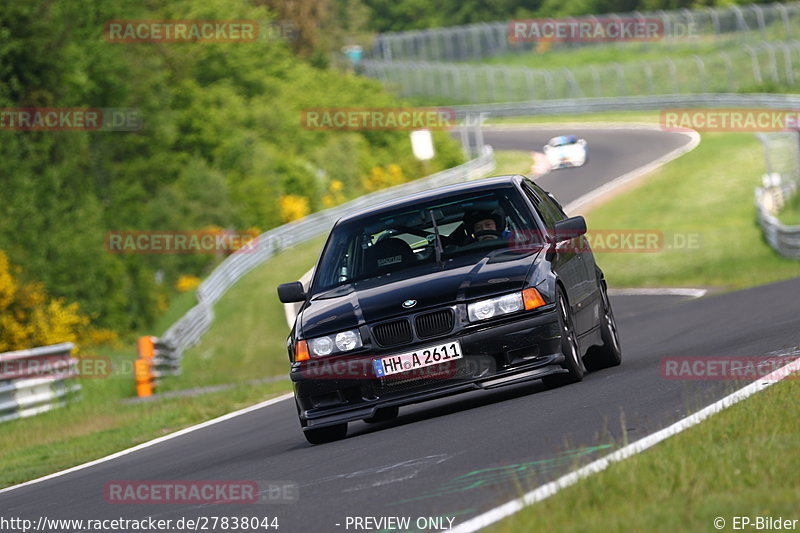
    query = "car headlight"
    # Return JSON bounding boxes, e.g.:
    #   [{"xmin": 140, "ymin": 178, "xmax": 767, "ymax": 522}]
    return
[
  {"xmin": 468, "ymin": 288, "xmax": 546, "ymax": 322},
  {"xmin": 335, "ymin": 330, "xmax": 360, "ymax": 351},
  {"xmin": 308, "ymin": 329, "xmax": 362, "ymax": 357}
]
